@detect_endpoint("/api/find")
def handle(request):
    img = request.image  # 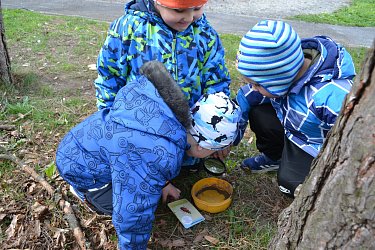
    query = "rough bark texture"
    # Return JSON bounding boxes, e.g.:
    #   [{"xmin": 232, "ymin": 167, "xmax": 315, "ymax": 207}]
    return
[
  {"xmin": 270, "ymin": 41, "xmax": 375, "ymax": 249},
  {"xmin": 0, "ymin": 0, "xmax": 13, "ymax": 84}
]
